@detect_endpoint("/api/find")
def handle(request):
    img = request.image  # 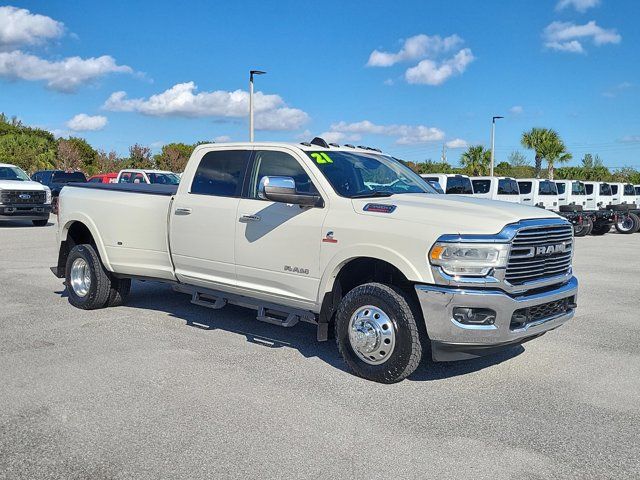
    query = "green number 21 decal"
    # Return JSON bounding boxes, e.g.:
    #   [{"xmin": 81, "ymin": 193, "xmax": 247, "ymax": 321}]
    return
[{"xmin": 311, "ymin": 152, "xmax": 333, "ymax": 164}]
